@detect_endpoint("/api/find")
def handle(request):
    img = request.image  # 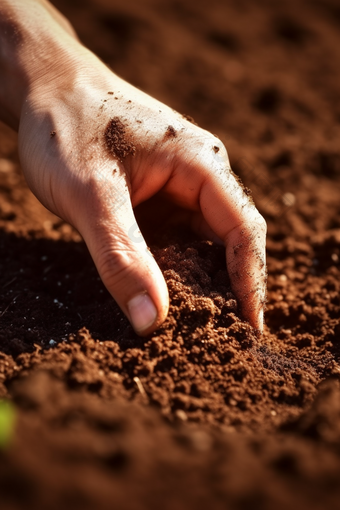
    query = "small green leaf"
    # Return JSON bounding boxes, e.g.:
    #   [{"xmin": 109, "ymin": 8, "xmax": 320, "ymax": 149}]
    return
[{"xmin": 0, "ymin": 400, "xmax": 16, "ymax": 448}]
